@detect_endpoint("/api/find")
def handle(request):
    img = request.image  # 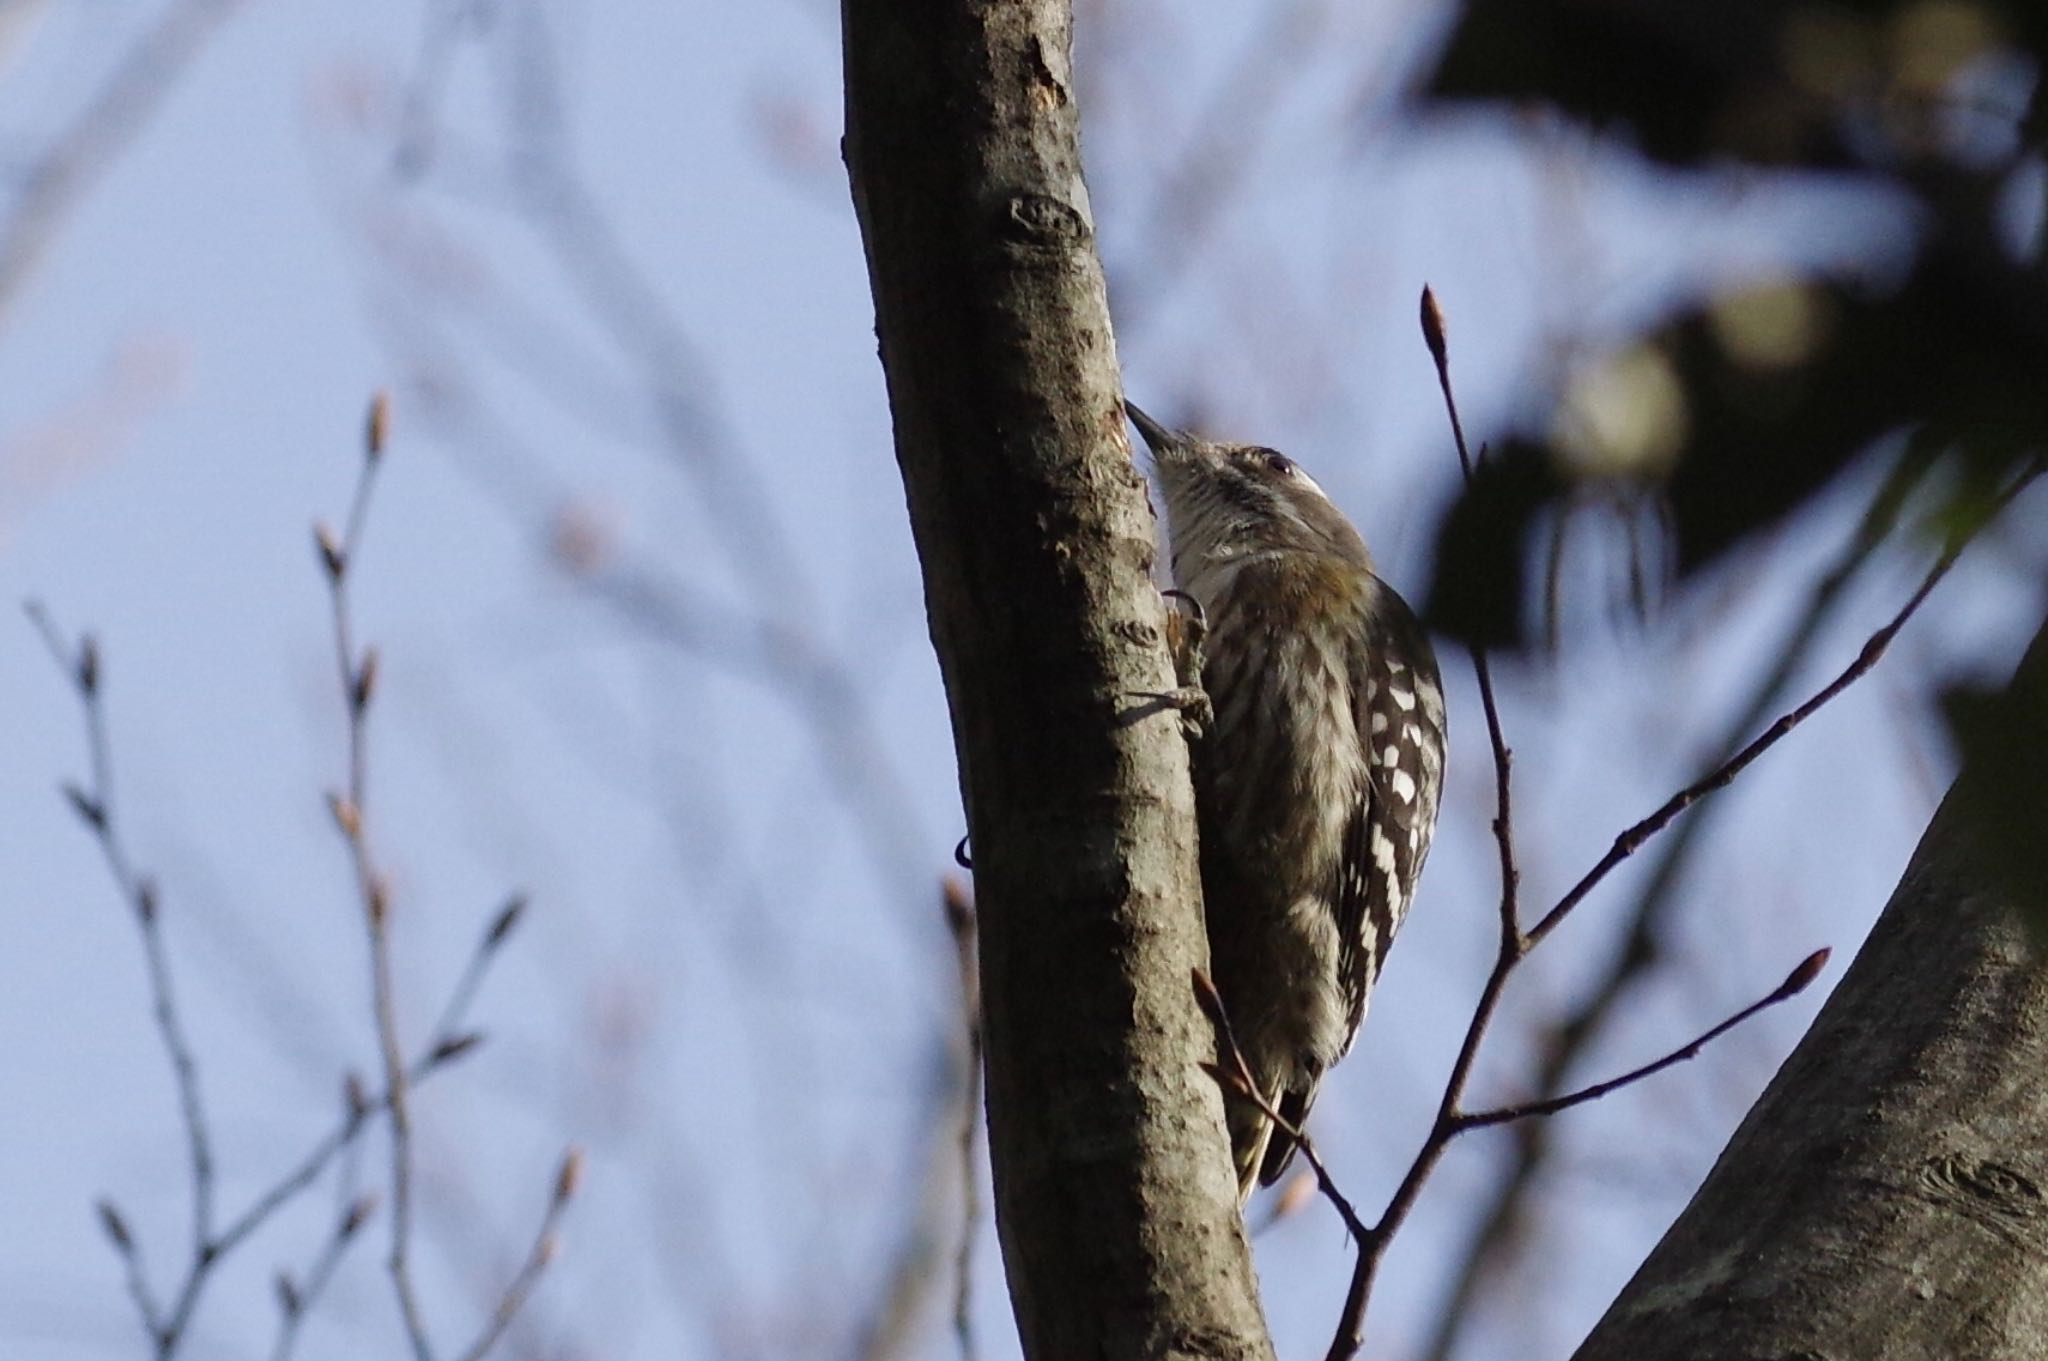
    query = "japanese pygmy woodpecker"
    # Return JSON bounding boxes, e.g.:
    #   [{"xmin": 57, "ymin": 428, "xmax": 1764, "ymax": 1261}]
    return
[{"xmin": 1128, "ymin": 401, "xmax": 1447, "ymax": 1203}]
